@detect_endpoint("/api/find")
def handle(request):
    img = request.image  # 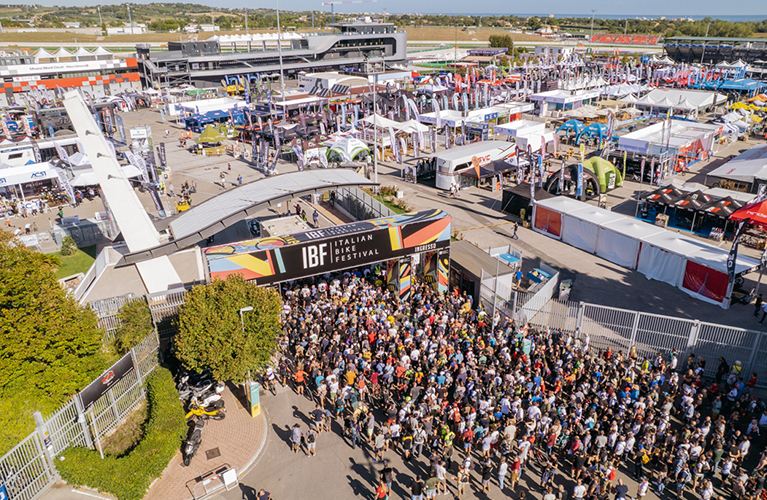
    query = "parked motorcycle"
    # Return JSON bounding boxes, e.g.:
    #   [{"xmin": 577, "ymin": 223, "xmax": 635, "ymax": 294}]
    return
[
  {"xmin": 183, "ymin": 418, "xmax": 205, "ymax": 466},
  {"xmin": 185, "ymin": 400, "xmax": 226, "ymax": 421}
]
